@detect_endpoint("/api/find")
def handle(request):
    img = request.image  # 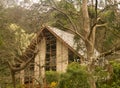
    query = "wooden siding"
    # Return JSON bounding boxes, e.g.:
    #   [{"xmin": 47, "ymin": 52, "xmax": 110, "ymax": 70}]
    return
[
  {"xmin": 56, "ymin": 40, "xmax": 68, "ymax": 72},
  {"xmin": 34, "ymin": 37, "xmax": 46, "ymax": 80},
  {"xmin": 20, "ymin": 70, "xmax": 24, "ymax": 84}
]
